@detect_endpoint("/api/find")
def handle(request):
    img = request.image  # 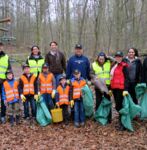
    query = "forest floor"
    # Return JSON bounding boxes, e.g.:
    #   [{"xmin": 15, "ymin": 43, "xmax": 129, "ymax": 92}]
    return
[
  {"xmin": 0, "ymin": 62, "xmax": 147, "ymax": 150},
  {"xmin": 0, "ymin": 117, "xmax": 147, "ymax": 150}
]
